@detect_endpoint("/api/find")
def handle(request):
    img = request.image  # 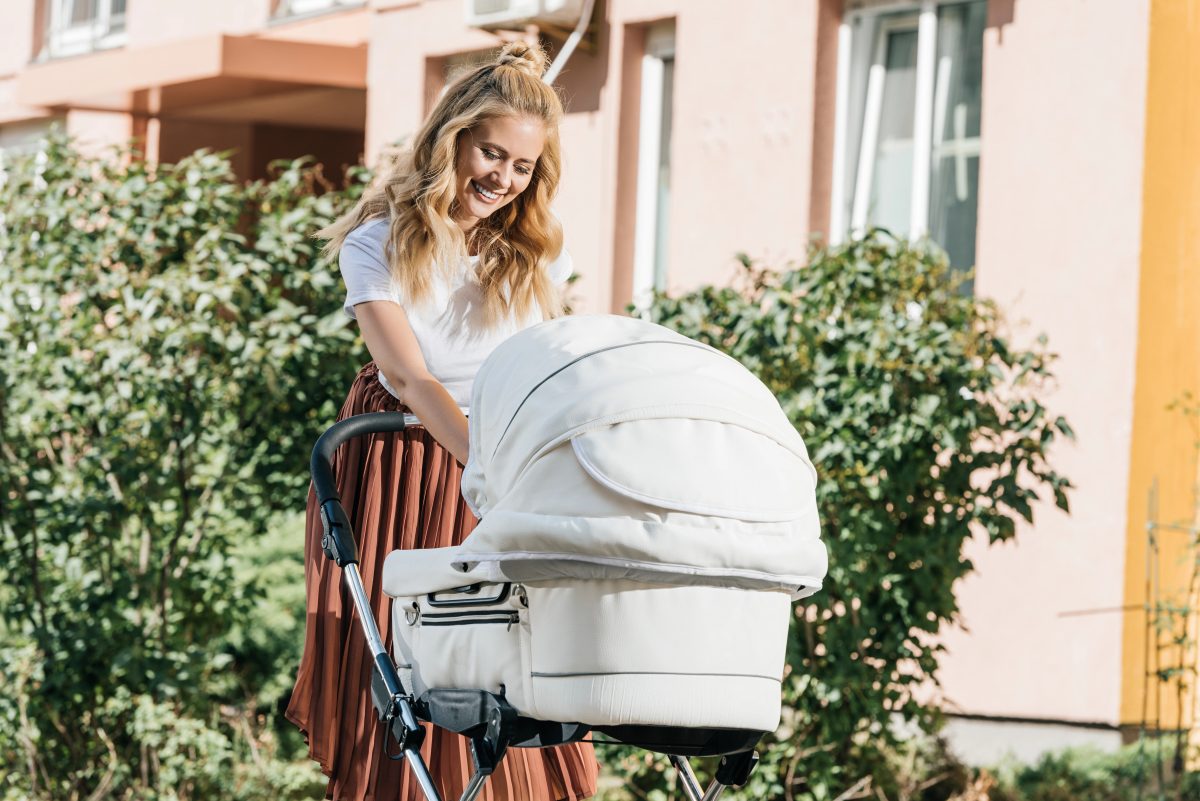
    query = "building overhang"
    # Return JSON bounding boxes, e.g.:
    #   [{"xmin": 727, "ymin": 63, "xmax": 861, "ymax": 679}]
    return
[{"xmin": 15, "ymin": 34, "xmax": 367, "ymax": 130}]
